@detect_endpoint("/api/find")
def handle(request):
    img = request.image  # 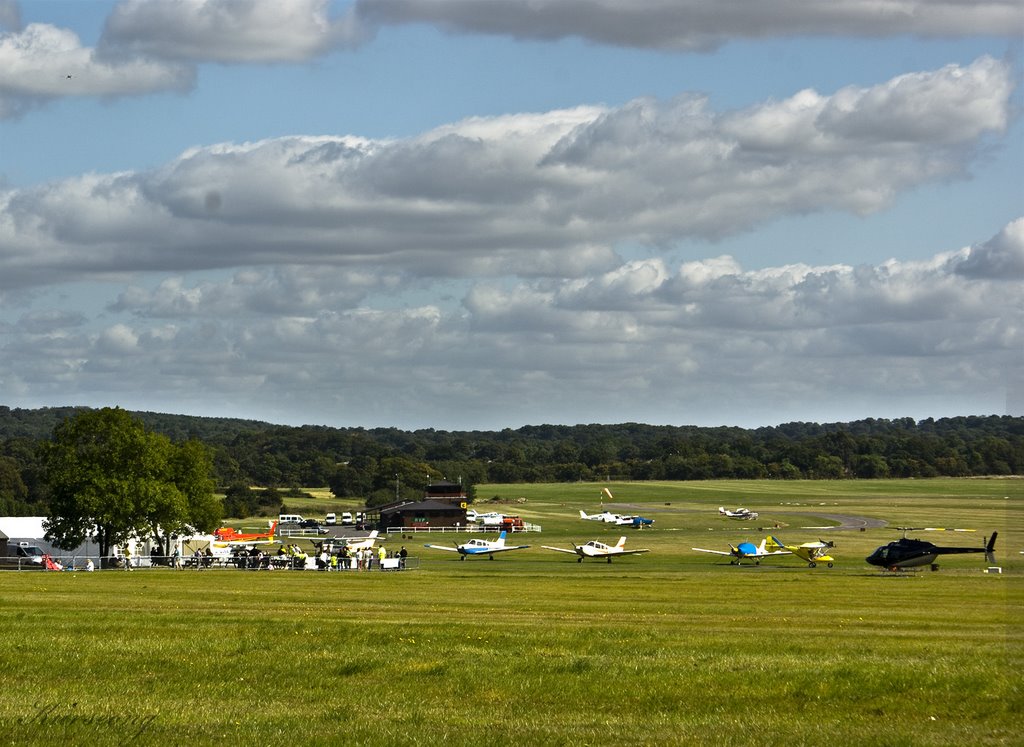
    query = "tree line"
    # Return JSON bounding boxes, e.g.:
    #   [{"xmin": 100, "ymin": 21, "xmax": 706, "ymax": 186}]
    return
[{"xmin": 1, "ymin": 406, "xmax": 1022, "ymax": 517}]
